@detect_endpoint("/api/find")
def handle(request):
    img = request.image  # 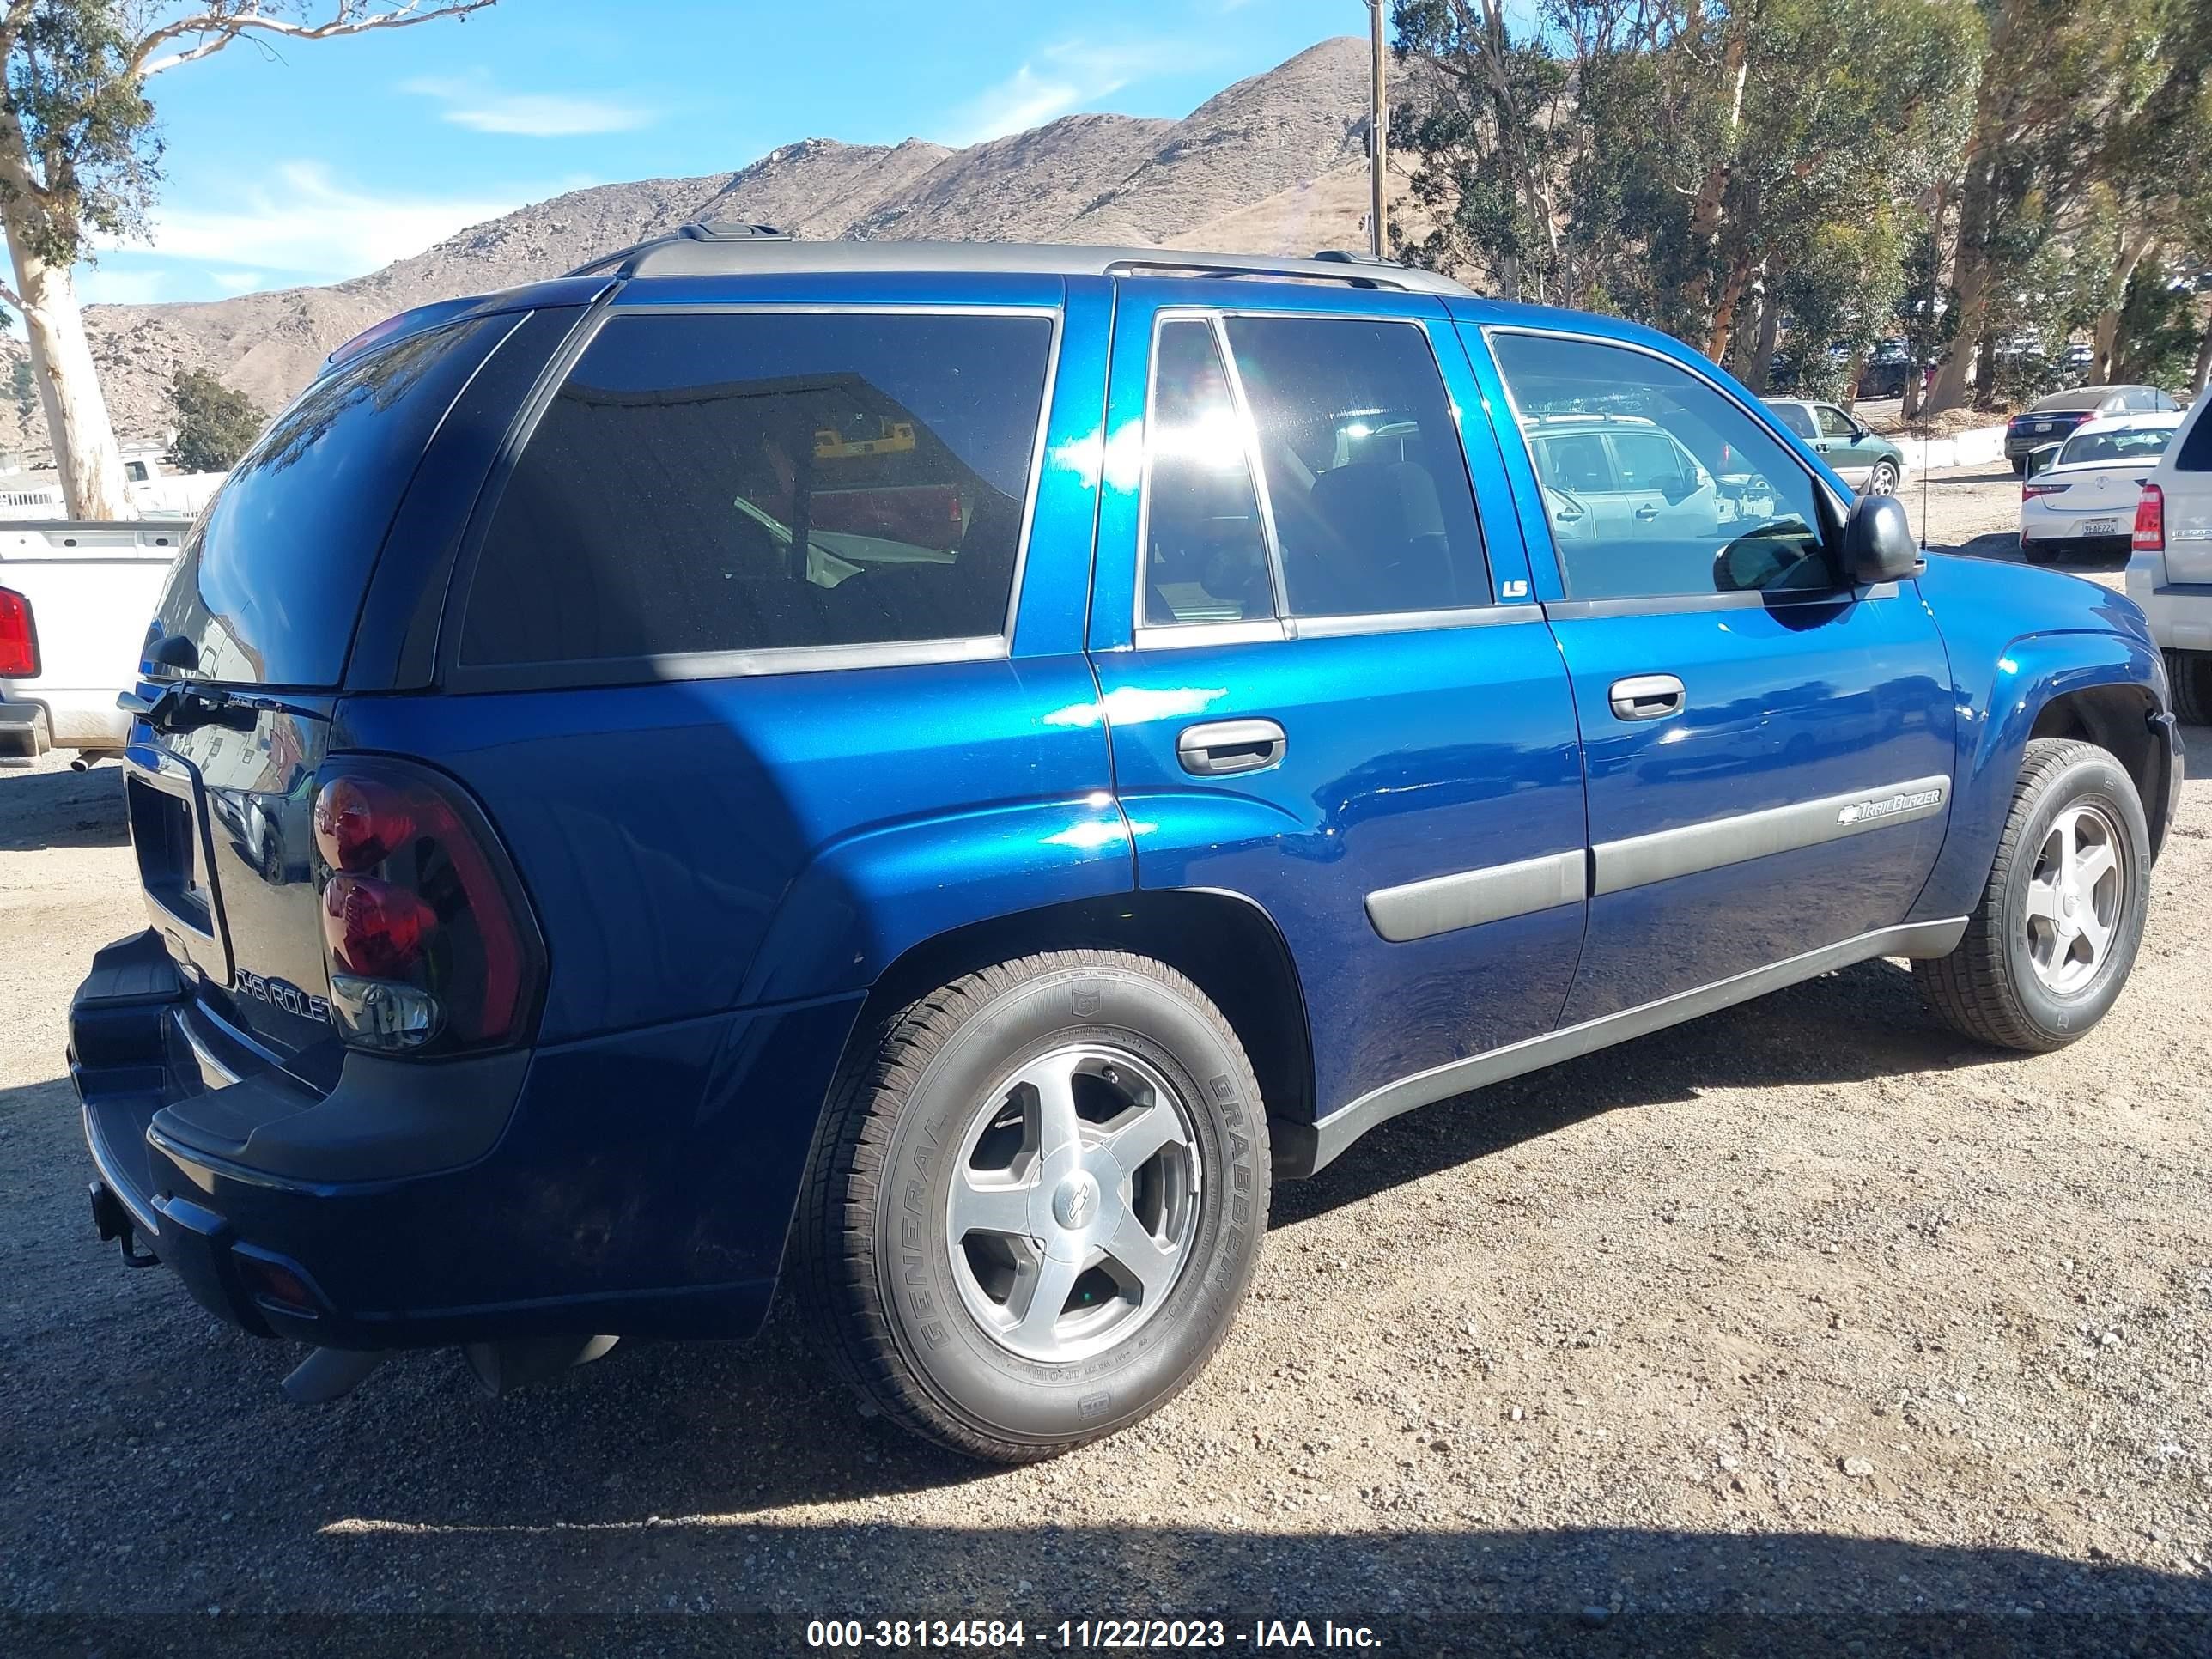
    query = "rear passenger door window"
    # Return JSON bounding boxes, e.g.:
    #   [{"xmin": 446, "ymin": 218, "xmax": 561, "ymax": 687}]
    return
[
  {"xmin": 458, "ymin": 309, "xmax": 1054, "ymax": 676},
  {"xmin": 1142, "ymin": 319, "xmax": 1274, "ymax": 626},
  {"xmin": 1222, "ymin": 315, "xmax": 1491, "ymax": 617},
  {"xmin": 1492, "ymin": 332, "xmax": 1834, "ymax": 600}
]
